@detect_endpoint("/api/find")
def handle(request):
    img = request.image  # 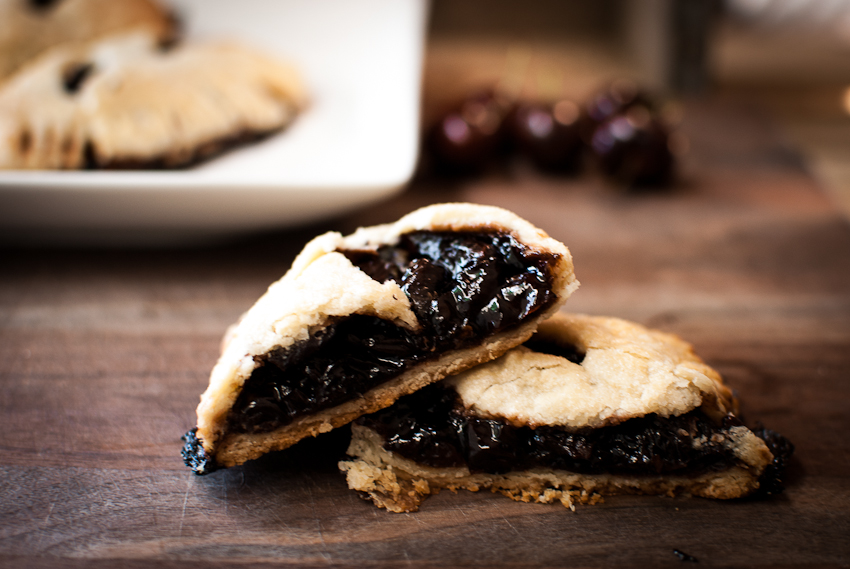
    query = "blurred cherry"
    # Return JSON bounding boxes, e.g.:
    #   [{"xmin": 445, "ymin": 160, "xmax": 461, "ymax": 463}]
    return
[
  {"xmin": 427, "ymin": 89, "xmax": 511, "ymax": 173},
  {"xmin": 590, "ymin": 105, "xmax": 674, "ymax": 188},
  {"xmin": 510, "ymin": 99, "xmax": 582, "ymax": 172},
  {"xmin": 579, "ymin": 79, "xmax": 653, "ymax": 143}
]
